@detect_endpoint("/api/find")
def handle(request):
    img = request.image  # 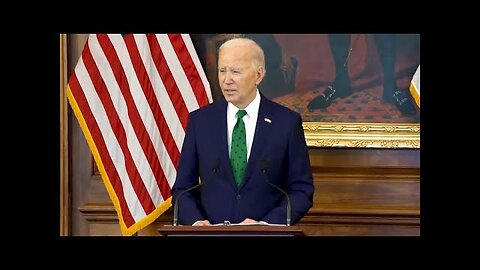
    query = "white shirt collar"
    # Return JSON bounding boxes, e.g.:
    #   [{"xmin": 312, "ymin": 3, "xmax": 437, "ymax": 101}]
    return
[{"xmin": 227, "ymin": 89, "xmax": 261, "ymax": 121}]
